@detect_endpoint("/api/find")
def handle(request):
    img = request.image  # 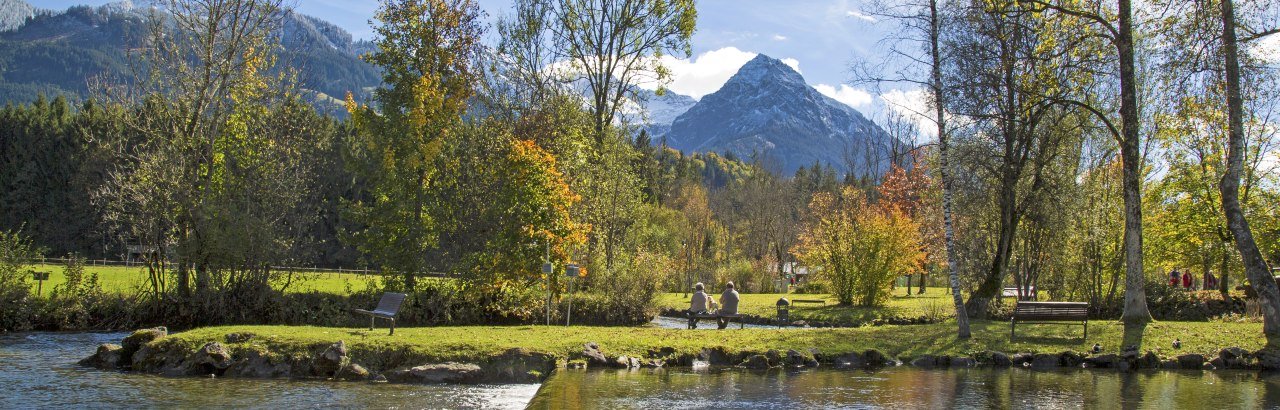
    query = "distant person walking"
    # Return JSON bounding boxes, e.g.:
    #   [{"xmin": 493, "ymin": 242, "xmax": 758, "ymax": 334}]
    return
[
  {"xmin": 1170, "ymin": 269, "xmax": 1181, "ymax": 287},
  {"xmin": 1204, "ymin": 271, "xmax": 1218, "ymax": 290},
  {"xmin": 717, "ymin": 282, "xmax": 740, "ymax": 329},
  {"xmin": 1182, "ymin": 270, "xmax": 1193, "ymax": 289}
]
